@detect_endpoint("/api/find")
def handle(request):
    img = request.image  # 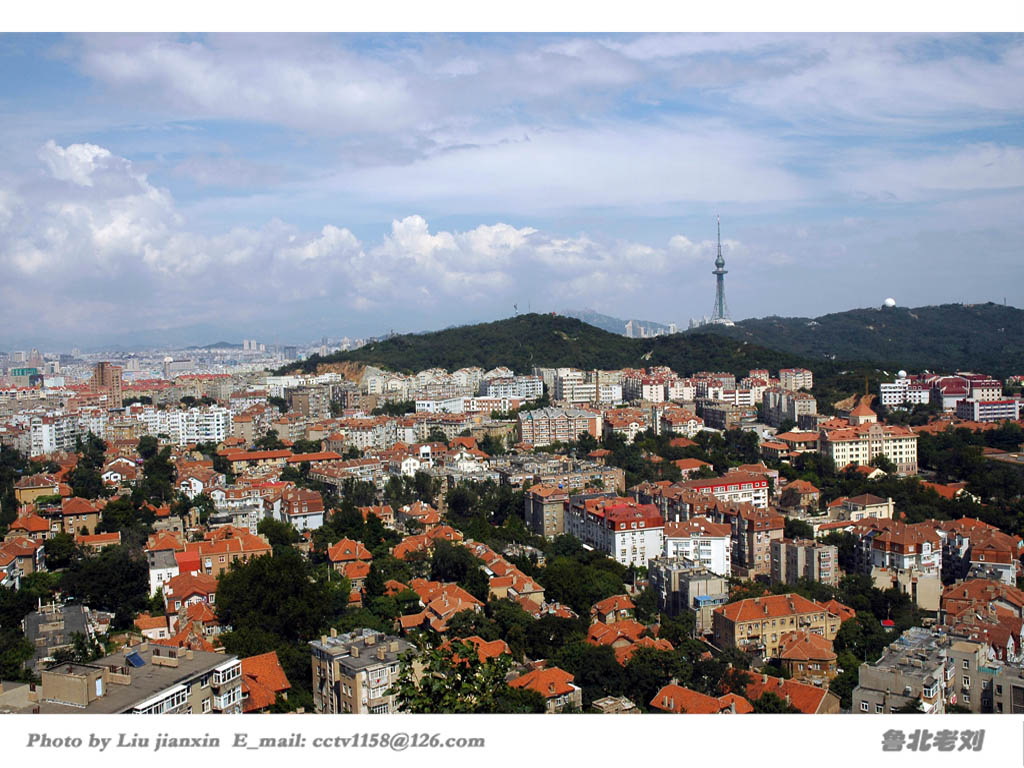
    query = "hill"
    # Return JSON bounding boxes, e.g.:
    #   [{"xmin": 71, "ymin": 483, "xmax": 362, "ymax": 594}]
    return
[
  {"xmin": 279, "ymin": 313, "xmax": 809, "ymax": 377},
  {"xmin": 693, "ymin": 302, "xmax": 1024, "ymax": 377},
  {"xmin": 561, "ymin": 308, "xmax": 675, "ymax": 336},
  {"xmin": 188, "ymin": 341, "xmax": 242, "ymax": 350}
]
